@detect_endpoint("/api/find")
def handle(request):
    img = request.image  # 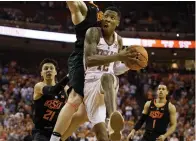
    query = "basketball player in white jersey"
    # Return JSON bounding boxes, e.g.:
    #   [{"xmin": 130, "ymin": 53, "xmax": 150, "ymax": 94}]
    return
[{"xmin": 84, "ymin": 7, "xmax": 138, "ymax": 141}]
